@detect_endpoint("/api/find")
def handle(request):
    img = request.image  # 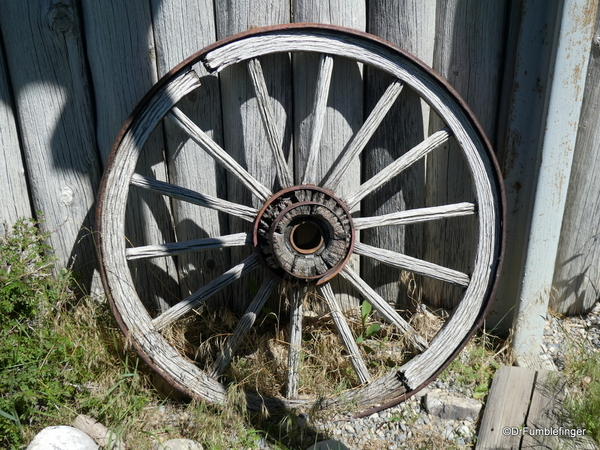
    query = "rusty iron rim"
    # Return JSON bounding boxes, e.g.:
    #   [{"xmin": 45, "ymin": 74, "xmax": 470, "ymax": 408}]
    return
[{"xmin": 96, "ymin": 22, "xmax": 507, "ymax": 414}]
